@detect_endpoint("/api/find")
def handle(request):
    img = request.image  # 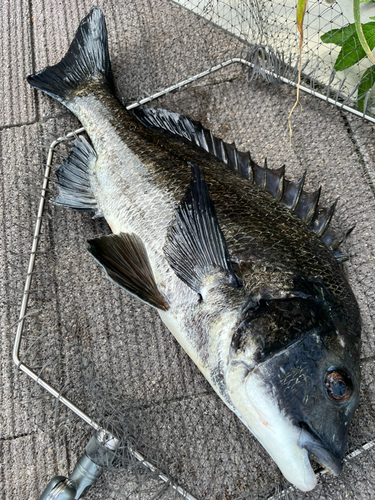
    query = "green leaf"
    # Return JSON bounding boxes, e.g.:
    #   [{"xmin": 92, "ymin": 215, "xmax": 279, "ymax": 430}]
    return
[
  {"xmin": 296, "ymin": 0, "xmax": 308, "ymax": 32},
  {"xmin": 334, "ymin": 35, "xmax": 366, "ymax": 70},
  {"xmin": 371, "ymin": 16, "xmax": 375, "ymax": 21},
  {"xmin": 362, "ymin": 22, "xmax": 375, "ymax": 48},
  {"xmin": 358, "ymin": 65, "xmax": 375, "ymax": 110},
  {"xmin": 321, "ymin": 24, "xmax": 357, "ymax": 46},
  {"xmin": 321, "ymin": 22, "xmax": 375, "ymax": 70}
]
